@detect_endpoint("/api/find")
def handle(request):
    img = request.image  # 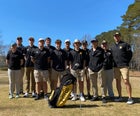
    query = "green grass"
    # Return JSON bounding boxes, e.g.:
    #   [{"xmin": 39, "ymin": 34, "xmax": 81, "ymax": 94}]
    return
[{"xmin": 0, "ymin": 70, "xmax": 140, "ymax": 116}]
